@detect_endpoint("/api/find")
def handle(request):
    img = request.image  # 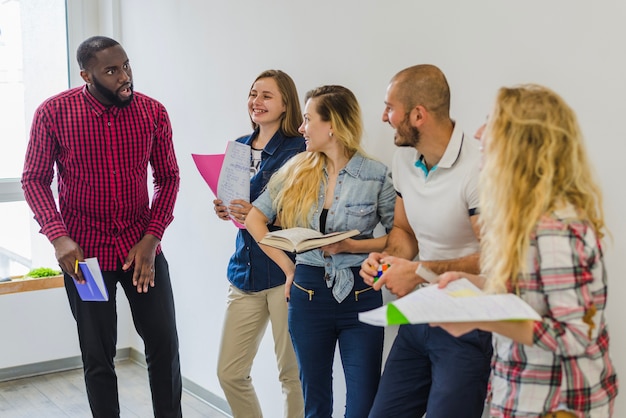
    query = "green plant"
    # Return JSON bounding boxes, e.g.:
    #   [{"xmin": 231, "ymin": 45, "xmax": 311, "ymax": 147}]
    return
[{"xmin": 25, "ymin": 267, "xmax": 62, "ymax": 278}]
